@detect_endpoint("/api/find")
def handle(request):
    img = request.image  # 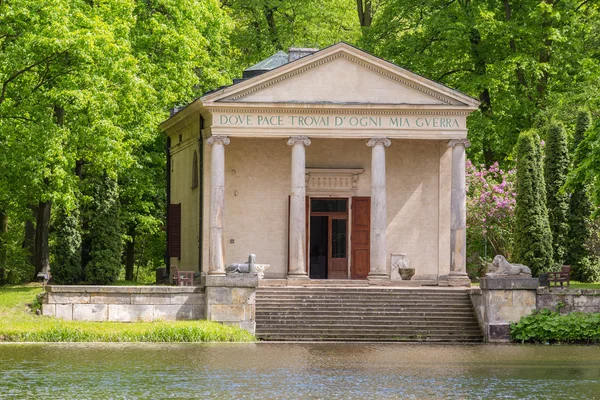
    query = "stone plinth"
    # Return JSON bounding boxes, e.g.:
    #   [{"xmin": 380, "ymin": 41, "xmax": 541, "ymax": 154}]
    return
[
  {"xmin": 205, "ymin": 274, "xmax": 258, "ymax": 334},
  {"xmin": 478, "ymin": 277, "xmax": 538, "ymax": 342},
  {"xmin": 42, "ymin": 286, "xmax": 205, "ymax": 322}
]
